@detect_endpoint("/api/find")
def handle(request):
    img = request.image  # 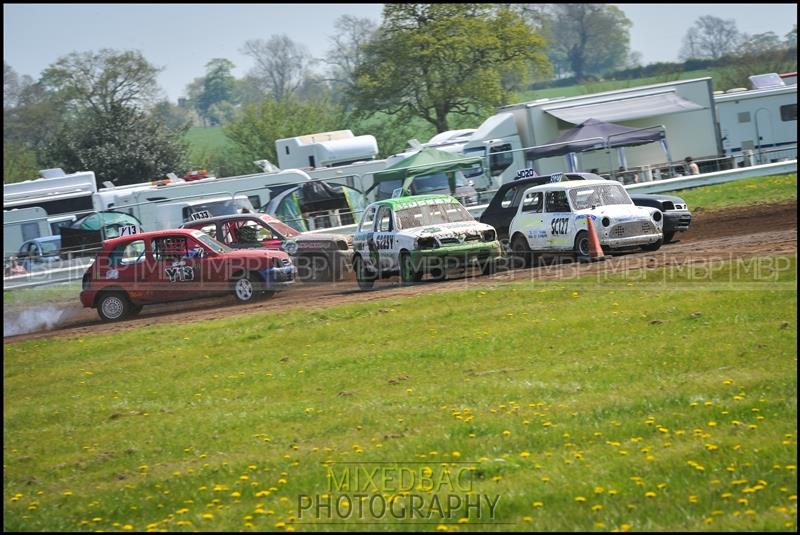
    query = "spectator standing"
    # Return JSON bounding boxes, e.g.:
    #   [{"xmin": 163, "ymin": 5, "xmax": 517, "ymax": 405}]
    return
[{"xmin": 685, "ymin": 156, "xmax": 700, "ymax": 175}]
